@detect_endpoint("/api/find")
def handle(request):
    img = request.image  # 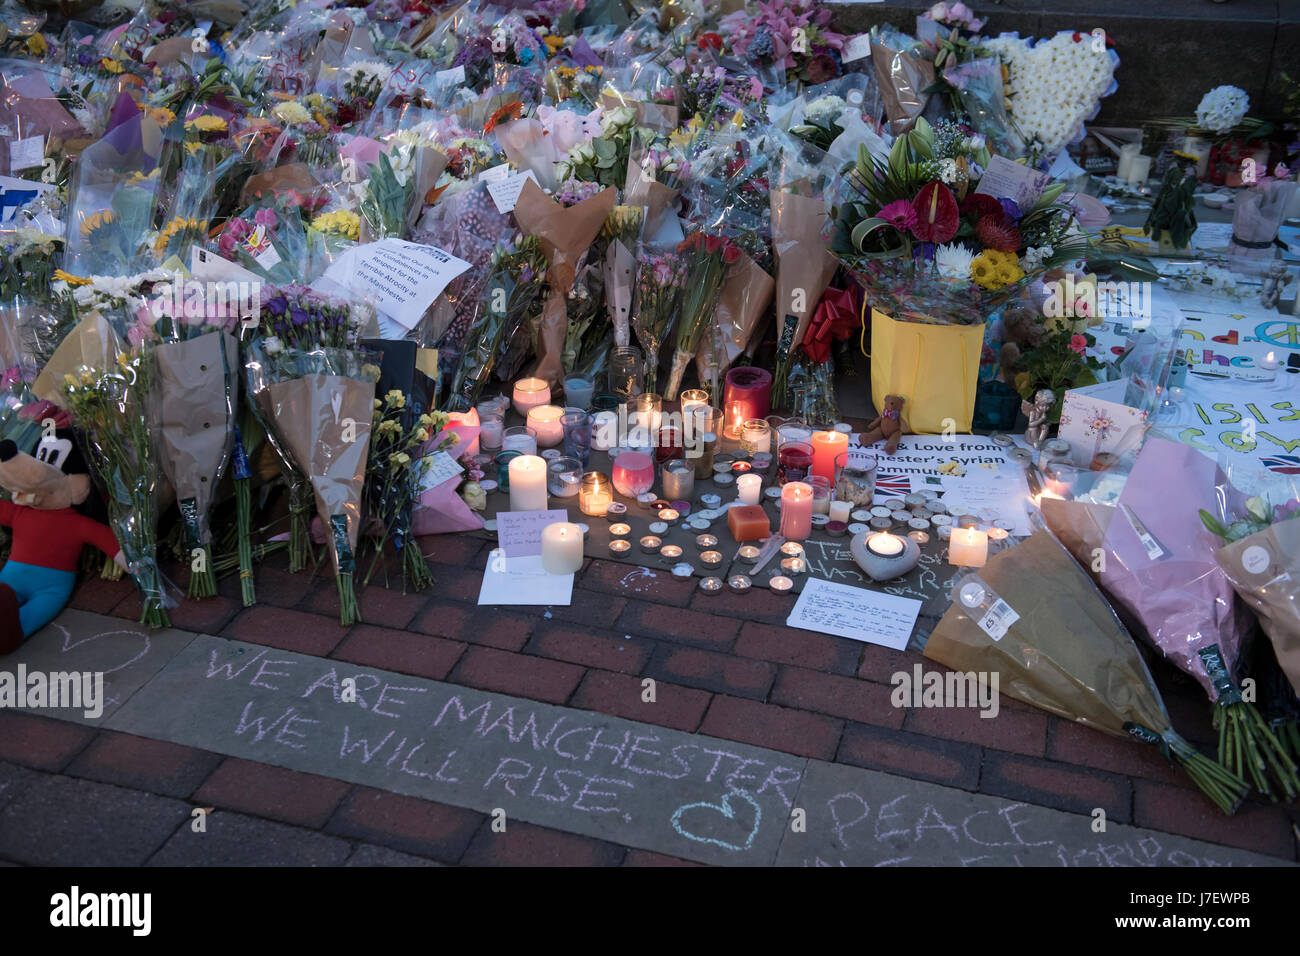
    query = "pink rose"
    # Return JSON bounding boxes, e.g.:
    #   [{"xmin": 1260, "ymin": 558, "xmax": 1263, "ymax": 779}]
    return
[{"xmin": 1068, "ymin": 334, "xmax": 1087, "ymax": 355}]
